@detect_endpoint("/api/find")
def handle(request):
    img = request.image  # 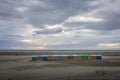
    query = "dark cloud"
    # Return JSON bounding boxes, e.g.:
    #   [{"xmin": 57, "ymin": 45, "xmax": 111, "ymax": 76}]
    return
[
  {"xmin": 65, "ymin": 18, "xmax": 120, "ymax": 31},
  {"xmin": 64, "ymin": 0, "xmax": 120, "ymax": 31},
  {"xmin": 0, "ymin": 34, "xmax": 23, "ymax": 40},
  {"xmin": 0, "ymin": 0, "xmax": 102, "ymax": 27},
  {"xmin": 0, "ymin": 33, "xmax": 30, "ymax": 49},
  {"xmin": 0, "ymin": 0, "xmax": 23, "ymax": 20},
  {"xmin": 83, "ymin": 13, "xmax": 120, "ymax": 31},
  {"xmin": 26, "ymin": 0, "xmax": 99, "ymax": 27},
  {"xmin": 0, "ymin": 39, "xmax": 31, "ymax": 49},
  {"xmin": 34, "ymin": 28, "xmax": 63, "ymax": 34}
]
